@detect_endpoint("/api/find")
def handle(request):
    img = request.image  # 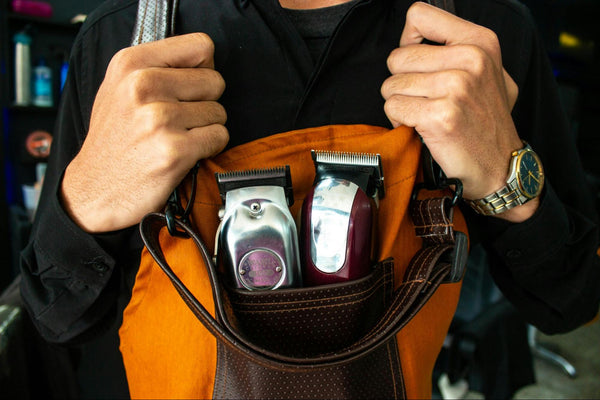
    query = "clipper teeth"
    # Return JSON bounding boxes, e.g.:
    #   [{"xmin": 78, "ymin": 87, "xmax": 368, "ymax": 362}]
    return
[
  {"xmin": 311, "ymin": 149, "xmax": 385, "ymax": 199},
  {"xmin": 312, "ymin": 150, "xmax": 381, "ymax": 167},
  {"xmin": 216, "ymin": 166, "xmax": 288, "ymax": 182},
  {"xmin": 215, "ymin": 165, "xmax": 294, "ymax": 206}
]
